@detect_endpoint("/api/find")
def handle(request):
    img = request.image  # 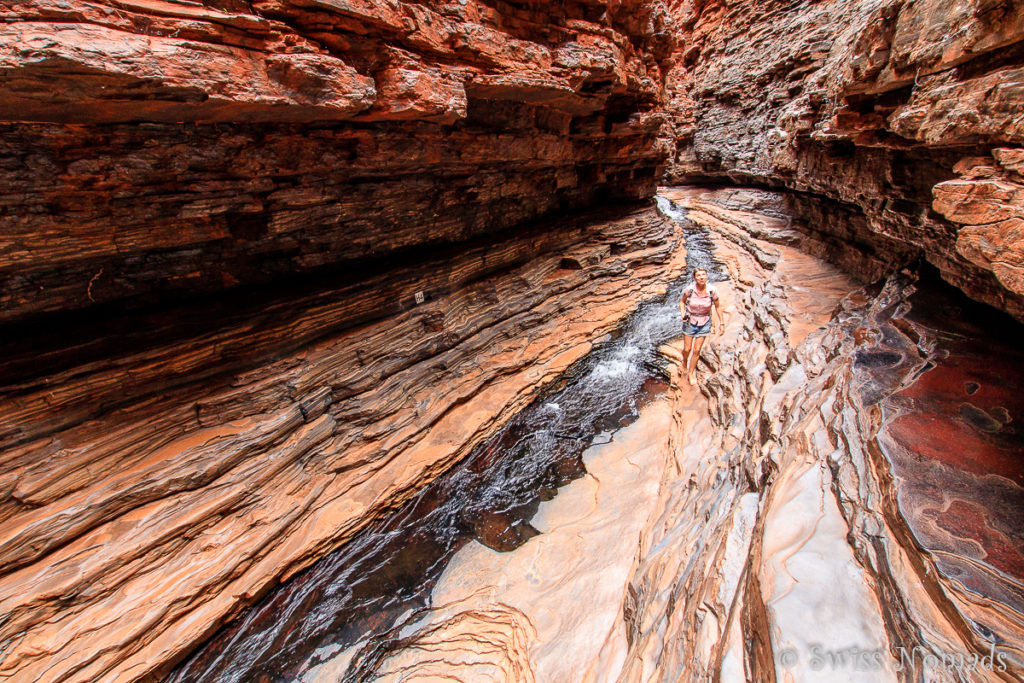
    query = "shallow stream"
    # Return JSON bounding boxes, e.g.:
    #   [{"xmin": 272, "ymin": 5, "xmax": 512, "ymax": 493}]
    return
[{"xmin": 168, "ymin": 199, "xmax": 723, "ymax": 682}]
